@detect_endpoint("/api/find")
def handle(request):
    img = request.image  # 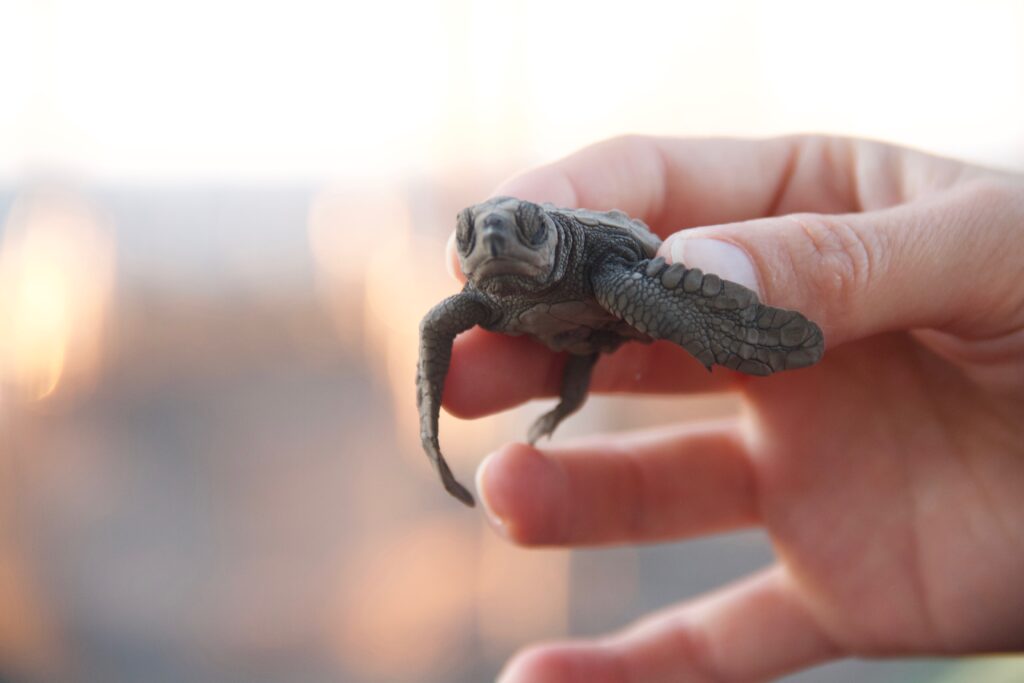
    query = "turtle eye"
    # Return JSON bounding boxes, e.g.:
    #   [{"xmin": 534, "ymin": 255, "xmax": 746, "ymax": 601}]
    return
[
  {"xmin": 455, "ymin": 208, "xmax": 475, "ymax": 254},
  {"xmin": 515, "ymin": 201, "xmax": 548, "ymax": 247}
]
